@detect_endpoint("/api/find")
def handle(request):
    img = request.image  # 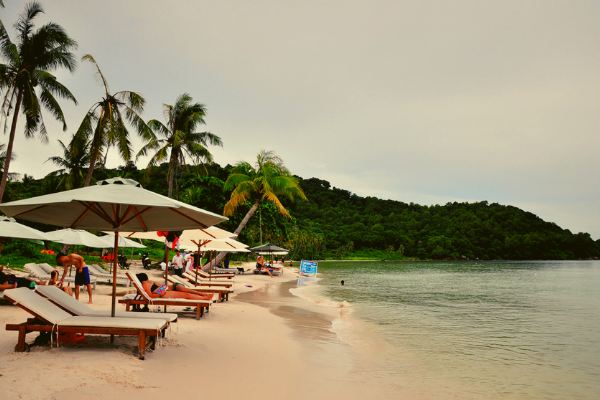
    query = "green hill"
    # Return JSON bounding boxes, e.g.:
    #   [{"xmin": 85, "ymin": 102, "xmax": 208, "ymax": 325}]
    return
[{"xmin": 4, "ymin": 165, "xmax": 599, "ymax": 261}]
